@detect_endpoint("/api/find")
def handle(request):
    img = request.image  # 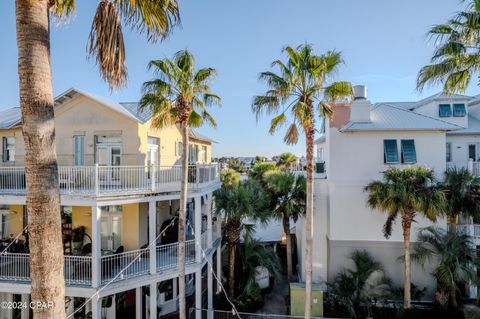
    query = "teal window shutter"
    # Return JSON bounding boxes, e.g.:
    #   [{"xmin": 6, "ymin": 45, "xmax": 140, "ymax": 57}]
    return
[
  {"xmin": 401, "ymin": 139, "xmax": 417, "ymax": 164},
  {"xmin": 439, "ymin": 104, "xmax": 452, "ymax": 117},
  {"xmin": 384, "ymin": 140, "xmax": 399, "ymax": 164},
  {"xmin": 453, "ymin": 103, "xmax": 466, "ymax": 117}
]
